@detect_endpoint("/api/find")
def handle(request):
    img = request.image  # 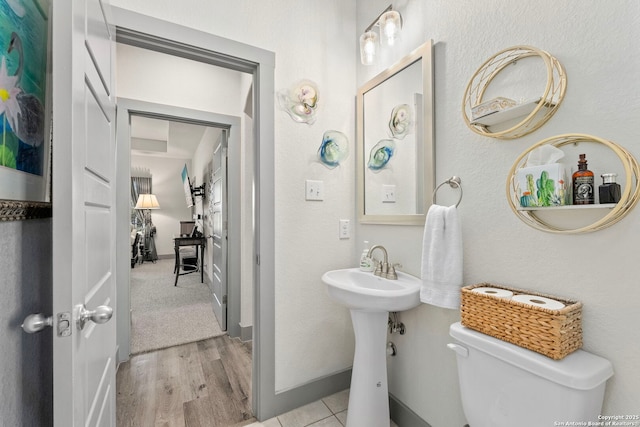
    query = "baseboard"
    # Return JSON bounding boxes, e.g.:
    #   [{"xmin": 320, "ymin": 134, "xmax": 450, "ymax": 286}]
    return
[
  {"xmin": 389, "ymin": 392, "xmax": 431, "ymax": 427},
  {"xmin": 264, "ymin": 369, "xmax": 352, "ymax": 420},
  {"xmin": 262, "ymin": 373, "xmax": 430, "ymax": 425},
  {"xmin": 240, "ymin": 324, "xmax": 252, "ymax": 341}
]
